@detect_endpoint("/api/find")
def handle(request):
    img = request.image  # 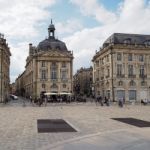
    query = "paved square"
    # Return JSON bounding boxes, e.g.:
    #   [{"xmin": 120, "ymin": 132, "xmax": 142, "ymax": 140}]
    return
[
  {"xmin": 0, "ymin": 99, "xmax": 150, "ymax": 150},
  {"xmin": 37, "ymin": 119, "xmax": 77, "ymax": 133}
]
